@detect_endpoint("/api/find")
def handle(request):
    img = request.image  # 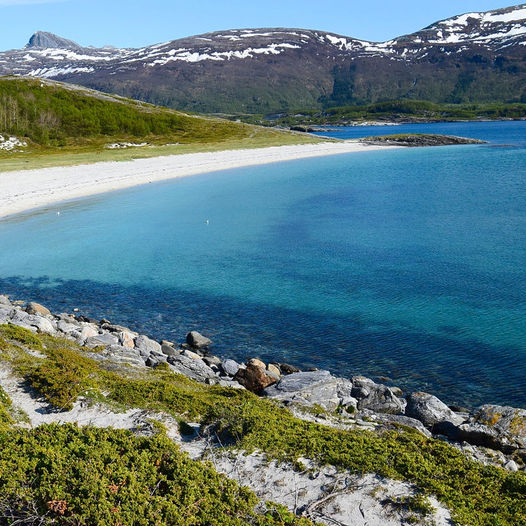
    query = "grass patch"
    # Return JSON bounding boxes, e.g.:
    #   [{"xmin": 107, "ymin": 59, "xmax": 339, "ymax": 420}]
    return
[{"xmin": 0, "ymin": 324, "xmax": 525, "ymax": 525}]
